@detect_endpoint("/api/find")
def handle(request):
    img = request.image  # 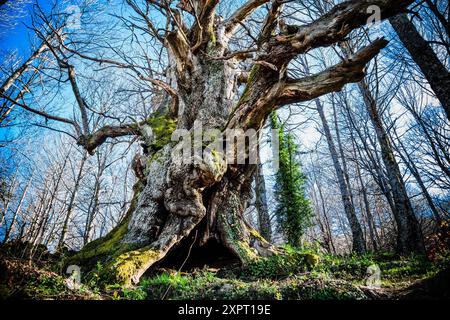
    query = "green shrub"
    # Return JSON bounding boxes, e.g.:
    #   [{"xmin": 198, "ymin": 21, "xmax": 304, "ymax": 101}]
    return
[{"xmin": 242, "ymin": 247, "xmax": 320, "ymax": 279}]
